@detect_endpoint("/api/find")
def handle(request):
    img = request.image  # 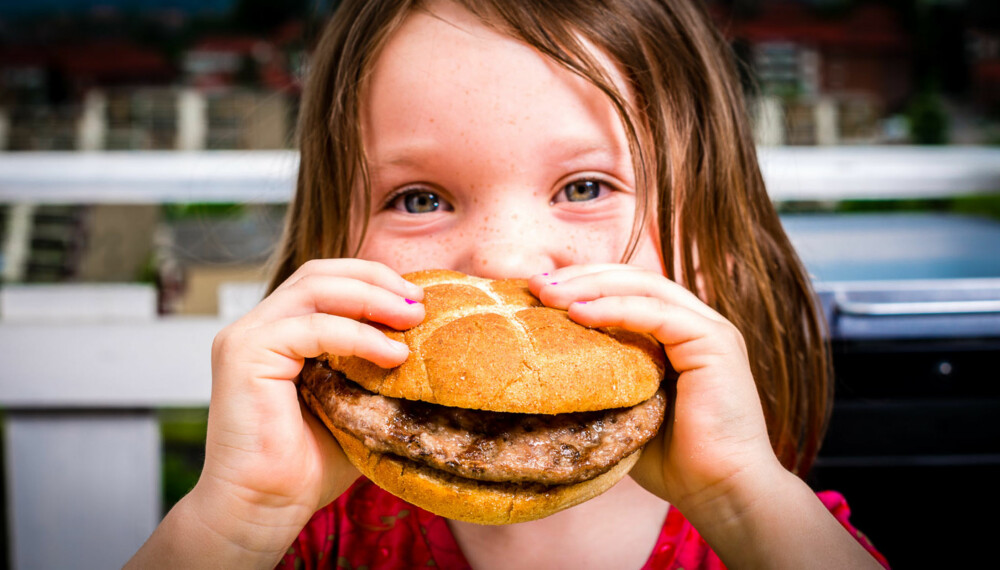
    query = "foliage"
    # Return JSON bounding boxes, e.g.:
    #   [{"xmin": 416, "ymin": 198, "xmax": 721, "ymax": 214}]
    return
[
  {"xmin": 906, "ymin": 88, "xmax": 949, "ymax": 145},
  {"xmin": 777, "ymin": 194, "xmax": 1000, "ymax": 222},
  {"xmin": 161, "ymin": 203, "xmax": 247, "ymax": 221},
  {"xmin": 160, "ymin": 409, "xmax": 208, "ymax": 511}
]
